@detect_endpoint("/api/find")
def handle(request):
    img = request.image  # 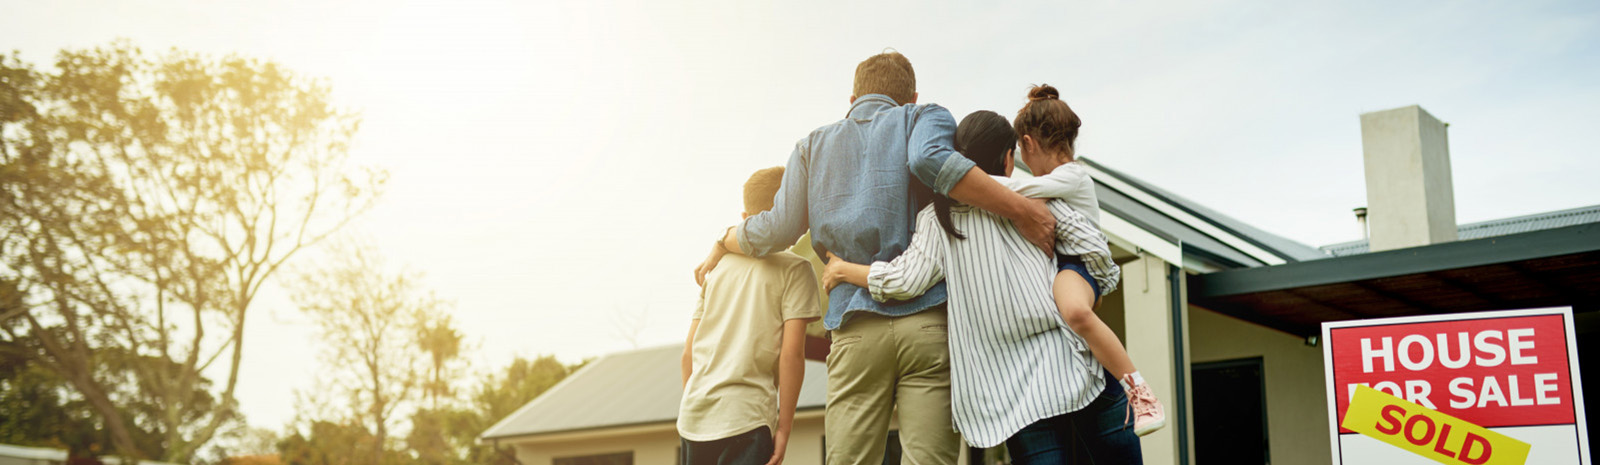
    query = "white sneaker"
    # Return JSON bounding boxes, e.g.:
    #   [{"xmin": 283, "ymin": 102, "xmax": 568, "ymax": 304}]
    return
[{"xmin": 1123, "ymin": 373, "xmax": 1166, "ymax": 436}]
